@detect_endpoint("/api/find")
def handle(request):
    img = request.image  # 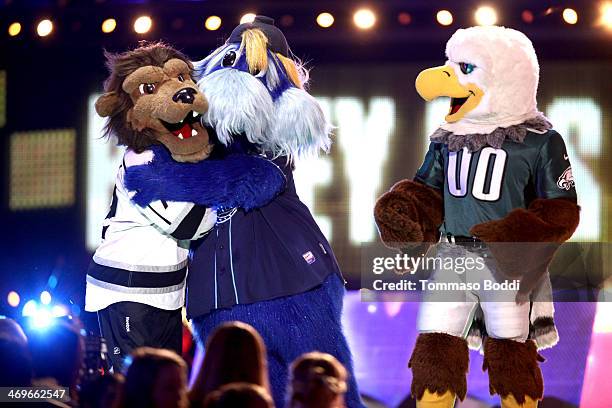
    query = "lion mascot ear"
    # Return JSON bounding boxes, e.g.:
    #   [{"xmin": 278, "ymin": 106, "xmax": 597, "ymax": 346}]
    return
[{"xmin": 95, "ymin": 91, "xmax": 121, "ymax": 117}]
